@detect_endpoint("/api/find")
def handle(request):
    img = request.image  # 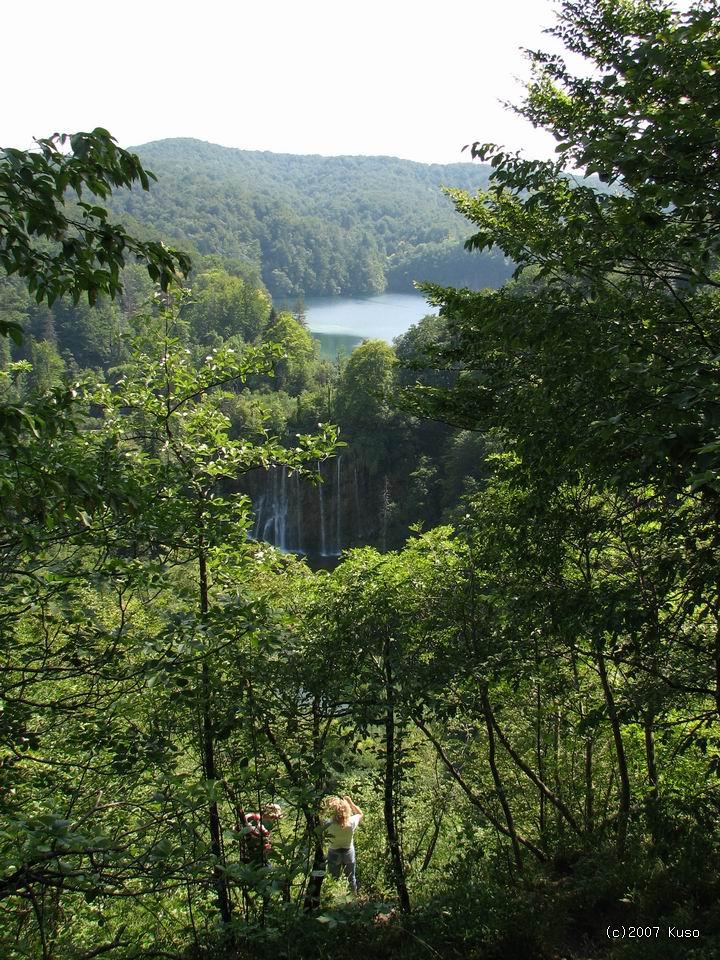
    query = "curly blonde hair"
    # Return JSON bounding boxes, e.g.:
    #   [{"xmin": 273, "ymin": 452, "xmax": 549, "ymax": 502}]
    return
[{"xmin": 325, "ymin": 796, "xmax": 351, "ymax": 828}]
